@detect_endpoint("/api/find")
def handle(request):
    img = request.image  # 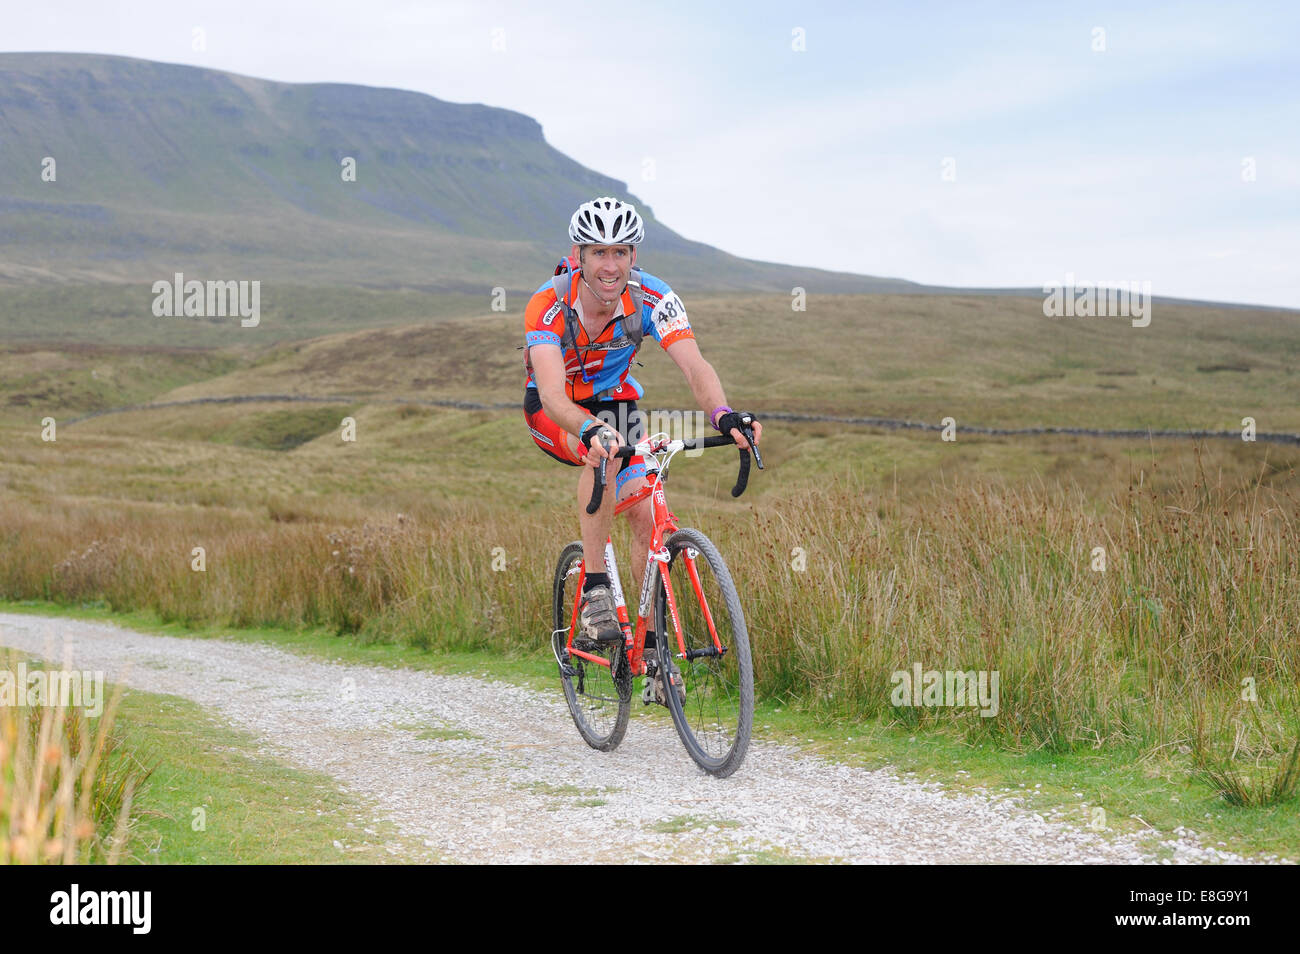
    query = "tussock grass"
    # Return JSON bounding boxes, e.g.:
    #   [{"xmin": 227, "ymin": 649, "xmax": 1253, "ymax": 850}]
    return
[
  {"xmin": 1, "ymin": 653, "xmax": 150, "ymax": 863},
  {"xmin": 3, "ymin": 452, "xmax": 1295, "ymax": 763},
  {"xmin": 1193, "ymin": 699, "xmax": 1300, "ymax": 807},
  {"xmin": 742, "ymin": 465, "xmax": 1298, "ymax": 754}
]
